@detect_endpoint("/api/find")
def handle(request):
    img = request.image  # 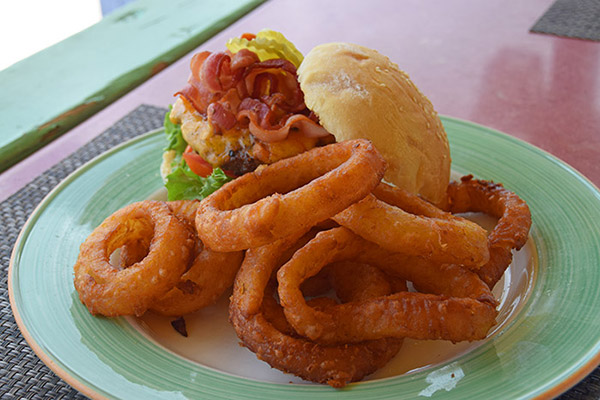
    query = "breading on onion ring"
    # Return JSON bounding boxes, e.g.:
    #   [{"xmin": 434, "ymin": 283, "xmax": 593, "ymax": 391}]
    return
[
  {"xmin": 150, "ymin": 201, "xmax": 244, "ymax": 316},
  {"xmin": 73, "ymin": 201, "xmax": 195, "ymax": 317},
  {"xmin": 299, "ymin": 267, "xmax": 332, "ymax": 298},
  {"xmin": 326, "ymin": 261, "xmax": 405, "ymax": 303},
  {"xmin": 445, "ymin": 175, "xmax": 532, "ymax": 288},
  {"xmin": 229, "ymin": 233, "xmax": 403, "ymax": 388},
  {"xmin": 151, "ymin": 247, "xmax": 243, "ymax": 316},
  {"xmin": 334, "ymin": 182, "xmax": 490, "ymax": 268},
  {"xmin": 195, "ymin": 139, "xmax": 386, "ymax": 251},
  {"xmin": 300, "ymin": 258, "xmax": 407, "ymax": 302},
  {"xmin": 277, "ymin": 227, "xmax": 498, "ymax": 345}
]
